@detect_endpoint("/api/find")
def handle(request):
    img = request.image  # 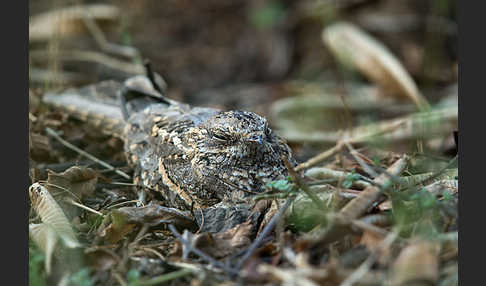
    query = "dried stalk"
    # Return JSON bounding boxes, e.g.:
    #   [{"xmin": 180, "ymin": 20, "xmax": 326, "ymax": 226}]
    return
[
  {"xmin": 339, "ymin": 155, "xmax": 409, "ymax": 220},
  {"xmin": 311, "ymin": 155, "xmax": 409, "ymax": 248},
  {"xmin": 295, "ymin": 141, "xmax": 344, "ymax": 172},
  {"xmin": 45, "ymin": 127, "xmax": 131, "ymax": 180}
]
